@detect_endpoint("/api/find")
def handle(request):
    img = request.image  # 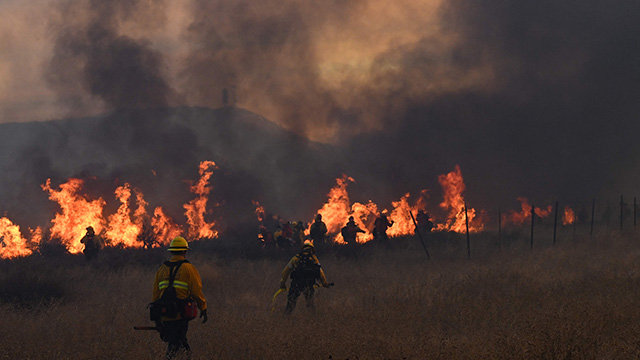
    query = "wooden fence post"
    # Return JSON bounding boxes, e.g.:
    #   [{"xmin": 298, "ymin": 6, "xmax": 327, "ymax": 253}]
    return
[
  {"xmin": 590, "ymin": 198, "xmax": 595, "ymax": 237},
  {"xmin": 465, "ymin": 204, "xmax": 470, "ymax": 260},
  {"xmin": 530, "ymin": 203, "xmax": 535, "ymax": 250},
  {"xmin": 553, "ymin": 201, "xmax": 558, "ymax": 245}
]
